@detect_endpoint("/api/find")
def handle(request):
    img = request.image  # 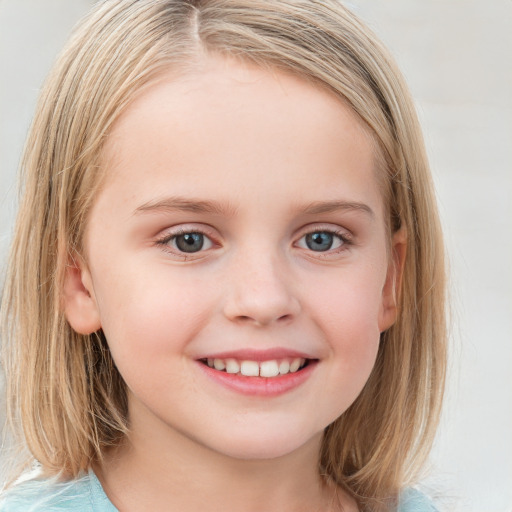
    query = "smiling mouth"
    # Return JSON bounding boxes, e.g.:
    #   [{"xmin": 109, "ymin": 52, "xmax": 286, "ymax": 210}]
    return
[{"xmin": 199, "ymin": 357, "xmax": 312, "ymax": 378}]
